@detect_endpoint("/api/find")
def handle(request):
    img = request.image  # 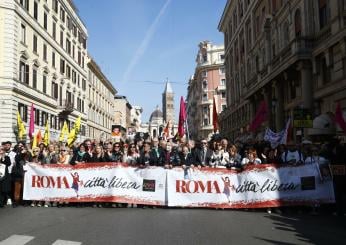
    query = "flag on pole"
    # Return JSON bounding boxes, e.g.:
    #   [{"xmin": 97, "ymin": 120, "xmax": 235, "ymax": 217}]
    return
[
  {"xmin": 264, "ymin": 118, "xmax": 291, "ymax": 148},
  {"xmin": 213, "ymin": 96, "xmax": 219, "ymax": 133},
  {"xmin": 249, "ymin": 100, "xmax": 269, "ymax": 132},
  {"xmin": 59, "ymin": 121, "xmax": 69, "ymax": 142},
  {"xmin": 43, "ymin": 120, "xmax": 50, "ymax": 146},
  {"xmin": 32, "ymin": 130, "xmax": 42, "ymax": 148},
  {"xmin": 335, "ymin": 102, "xmax": 346, "ymax": 134},
  {"xmin": 163, "ymin": 120, "xmax": 171, "ymax": 138},
  {"xmin": 67, "ymin": 116, "xmax": 82, "ymax": 147},
  {"xmin": 17, "ymin": 111, "xmax": 26, "ymax": 140},
  {"xmin": 28, "ymin": 103, "xmax": 35, "ymax": 138},
  {"xmin": 178, "ymin": 96, "xmax": 186, "ymax": 138}
]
